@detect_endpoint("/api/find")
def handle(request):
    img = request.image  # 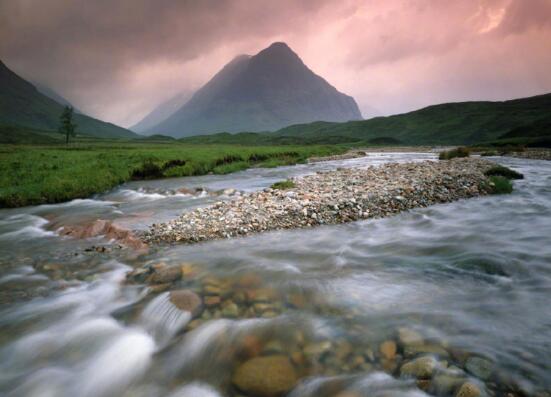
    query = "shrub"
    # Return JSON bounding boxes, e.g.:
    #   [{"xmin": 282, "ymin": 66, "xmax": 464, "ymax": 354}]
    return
[
  {"xmin": 484, "ymin": 165, "xmax": 523, "ymax": 180},
  {"xmin": 488, "ymin": 176, "xmax": 513, "ymax": 194},
  {"xmin": 131, "ymin": 159, "xmax": 162, "ymax": 179},
  {"xmin": 480, "ymin": 151, "xmax": 498, "ymax": 157},
  {"xmin": 439, "ymin": 147, "xmax": 470, "ymax": 160},
  {"xmin": 270, "ymin": 180, "xmax": 296, "ymax": 190}
]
